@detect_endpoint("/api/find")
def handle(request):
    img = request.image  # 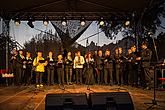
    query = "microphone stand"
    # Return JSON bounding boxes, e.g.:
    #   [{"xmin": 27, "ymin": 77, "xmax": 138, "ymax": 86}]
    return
[{"xmin": 144, "ymin": 34, "xmax": 165, "ymax": 110}]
